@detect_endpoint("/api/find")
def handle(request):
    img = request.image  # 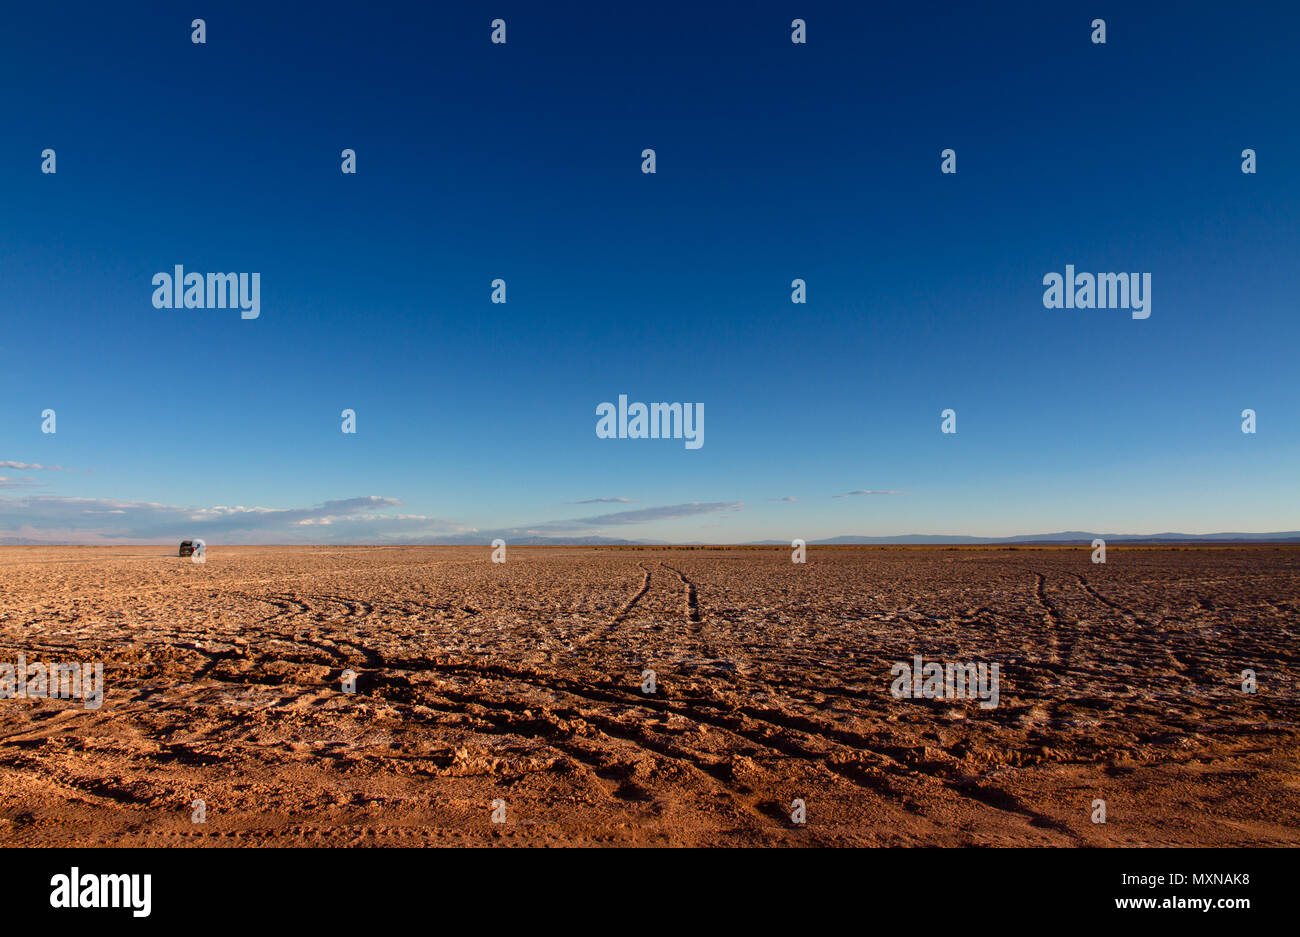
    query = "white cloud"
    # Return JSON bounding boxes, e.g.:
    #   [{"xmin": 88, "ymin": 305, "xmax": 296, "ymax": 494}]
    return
[
  {"xmin": 0, "ymin": 461, "xmax": 72, "ymax": 472},
  {"xmin": 0, "ymin": 495, "xmax": 744, "ymax": 545},
  {"xmin": 0, "ymin": 495, "xmax": 470, "ymax": 544},
  {"xmin": 531, "ymin": 501, "xmax": 744, "ymax": 532}
]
